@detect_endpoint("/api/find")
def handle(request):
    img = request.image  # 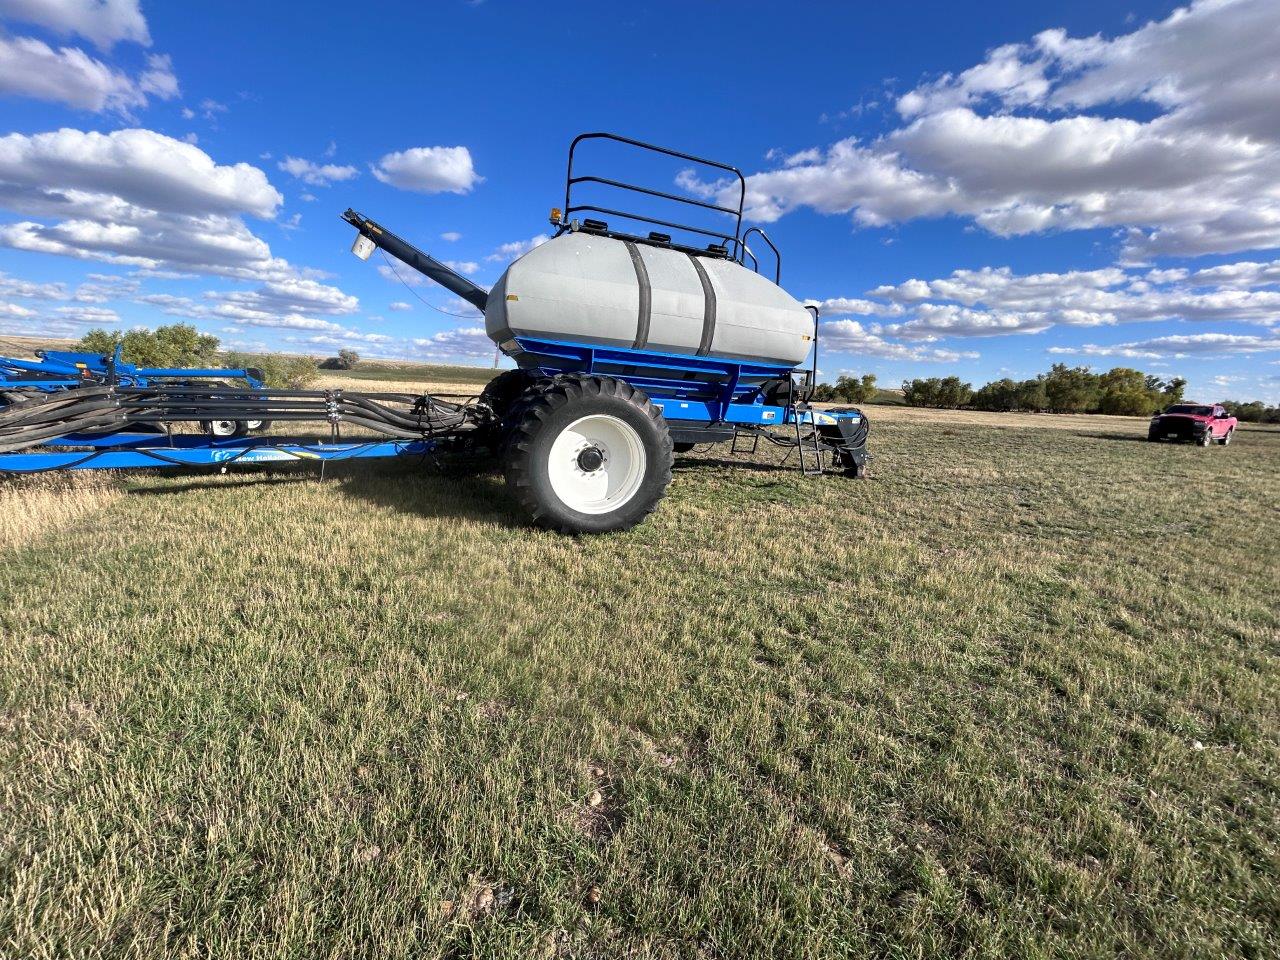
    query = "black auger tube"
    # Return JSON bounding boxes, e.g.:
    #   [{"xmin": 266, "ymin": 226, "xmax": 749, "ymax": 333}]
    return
[{"xmin": 342, "ymin": 209, "xmax": 490, "ymax": 313}]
